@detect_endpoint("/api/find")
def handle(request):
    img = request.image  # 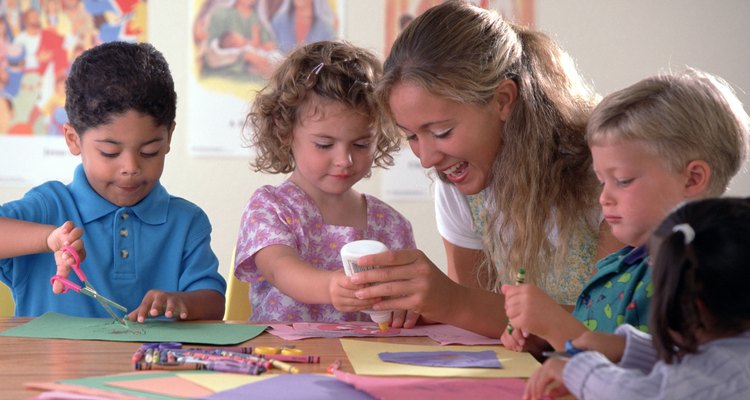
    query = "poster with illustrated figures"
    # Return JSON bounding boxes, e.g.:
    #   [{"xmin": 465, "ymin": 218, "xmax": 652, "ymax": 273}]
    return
[
  {"xmin": 0, "ymin": 0, "xmax": 147, "ymax": 186},
  {"xmin": 187, "ymin": 0, "xmax": 340, "ymax": 157}
]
